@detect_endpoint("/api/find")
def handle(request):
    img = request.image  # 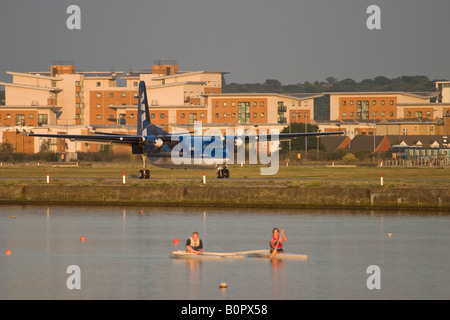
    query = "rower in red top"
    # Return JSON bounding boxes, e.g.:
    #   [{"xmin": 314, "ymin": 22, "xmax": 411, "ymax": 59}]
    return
[{"xmin": 270, "ymin": 228, "xmax": 287, "ymax": 254}]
